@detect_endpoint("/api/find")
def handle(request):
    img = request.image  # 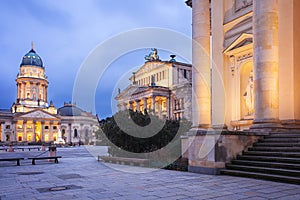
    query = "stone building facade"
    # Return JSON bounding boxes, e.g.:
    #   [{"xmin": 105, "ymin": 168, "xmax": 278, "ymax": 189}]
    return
[
  {"xmin": 116, "ymin": 51, "xmax": 192, "ymax": 121},
  {"xmin": 0, "ymin": 45, "xmax": 98, "ymax": 144},
  {"xmin": 183, "ymin": 0, "xmax": 300, "ymax": 174}
]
